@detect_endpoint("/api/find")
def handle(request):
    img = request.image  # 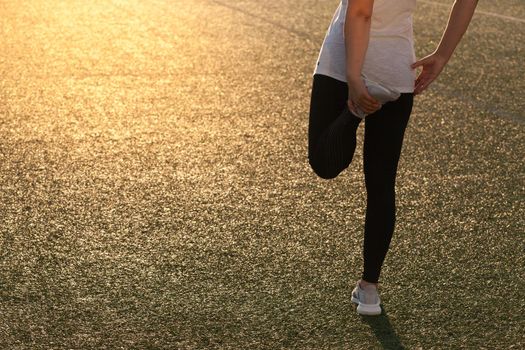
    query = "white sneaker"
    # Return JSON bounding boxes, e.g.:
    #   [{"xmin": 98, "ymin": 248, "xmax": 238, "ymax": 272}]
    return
[
  {"xmin": 351, "ymin": 280, "xmax": 382, "ymax": 316},
  {"xmin": 352, "ymin": 76, "xmax": 401, "ymax": 119}
]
